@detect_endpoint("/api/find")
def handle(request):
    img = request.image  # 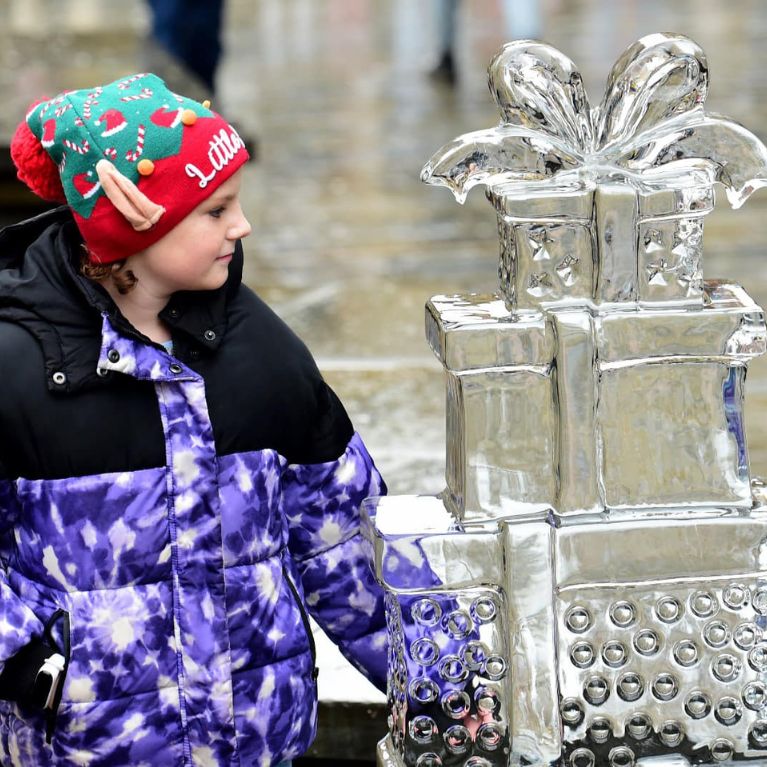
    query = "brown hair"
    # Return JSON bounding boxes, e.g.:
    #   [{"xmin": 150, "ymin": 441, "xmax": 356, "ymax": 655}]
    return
[{"xmin": 80, "ymin": 246, "xmax": 138, "ymax": 294}]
